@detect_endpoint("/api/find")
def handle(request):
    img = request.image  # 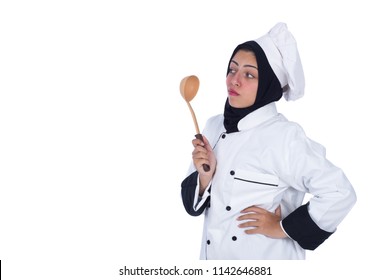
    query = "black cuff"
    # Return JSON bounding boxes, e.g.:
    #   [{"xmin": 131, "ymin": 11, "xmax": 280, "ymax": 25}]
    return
[
  {"xmin": 282, "ymin": 203, "xmax": 333, "ymax": 250},
  {"xmin": 181, "ymin": 171, "xmax": 210, "ymax": 216}
]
